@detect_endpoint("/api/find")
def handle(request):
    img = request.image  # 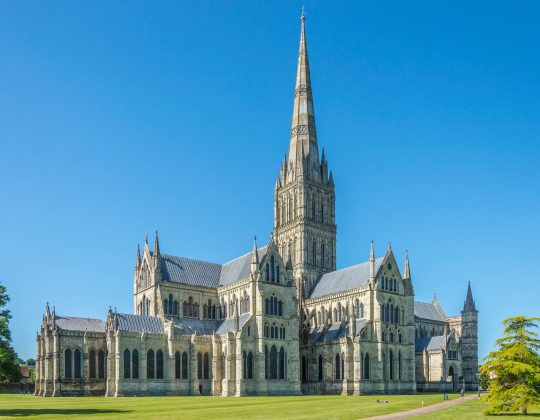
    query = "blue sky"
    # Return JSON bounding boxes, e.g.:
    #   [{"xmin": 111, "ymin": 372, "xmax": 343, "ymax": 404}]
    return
[{"xmin": 1, "ymin": 1, "xmax": 539, "ymax": 360}]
